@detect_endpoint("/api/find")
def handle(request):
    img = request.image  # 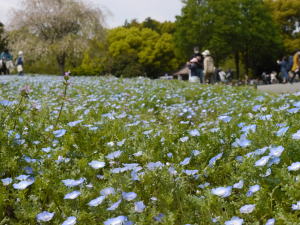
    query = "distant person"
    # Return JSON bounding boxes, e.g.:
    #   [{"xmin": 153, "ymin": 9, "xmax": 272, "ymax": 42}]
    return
[
  {"xmin": 16, "ymin": 51, "xmax": 24, "ymax": 76},
  {"xmin": 194, "ymin": 53, "xmax": 204, "ymax": 83},
  {"xmin": 290, "ymin": 51, "xmax": 300, "ymax": 83},
  {"xmin": 277, "ymin": 56, "xmax": 289, "ymax": 83},
  {"xmin": 0, "ymin": 49, "xmax": 13, "ymax": 74},
  {"xmin": 187, "ymin": 54, "xmax": 203, "ymax": 83},
  {"xmin": 202, "ymin": 50, "xmax": 215, "ymax": 84}
]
